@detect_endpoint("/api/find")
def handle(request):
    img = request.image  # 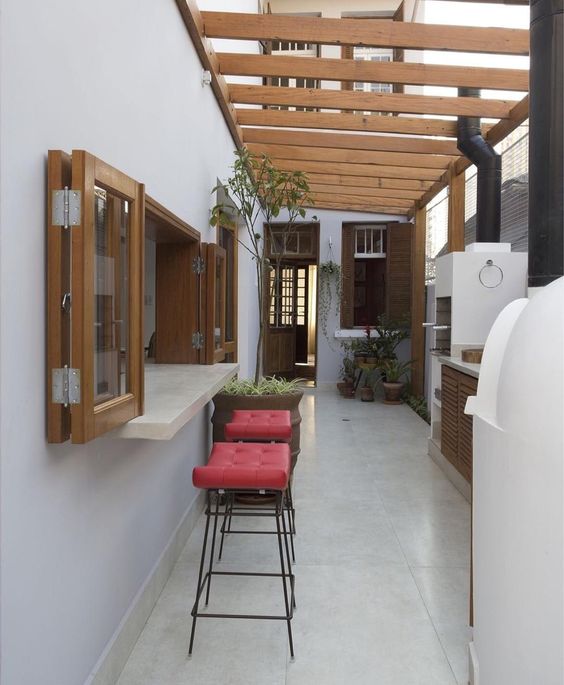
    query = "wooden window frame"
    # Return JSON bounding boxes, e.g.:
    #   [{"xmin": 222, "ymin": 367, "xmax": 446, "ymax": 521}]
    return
[
  {"xmin": 217, "ymin": 224, "xmax": 238, "ymax": 361},
  {"xmin": 203, "ymin": 243, "xmax": 227, "ymax": 364},
  {"xmin": 48, "ymin": 149, "xmax": 145, "ymax": 444}
]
